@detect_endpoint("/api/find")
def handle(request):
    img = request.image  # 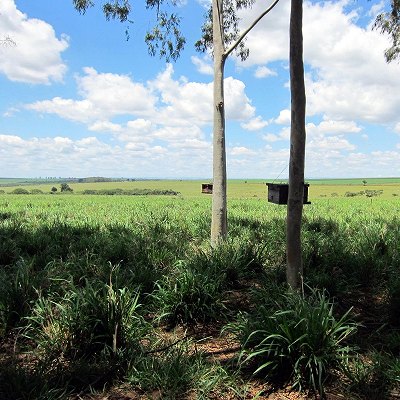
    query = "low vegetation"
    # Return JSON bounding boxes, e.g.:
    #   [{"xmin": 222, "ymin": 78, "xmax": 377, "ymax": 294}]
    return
[{"xmin": 0, "ymin": 186, "xmax": 399, "ymax": 399}]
